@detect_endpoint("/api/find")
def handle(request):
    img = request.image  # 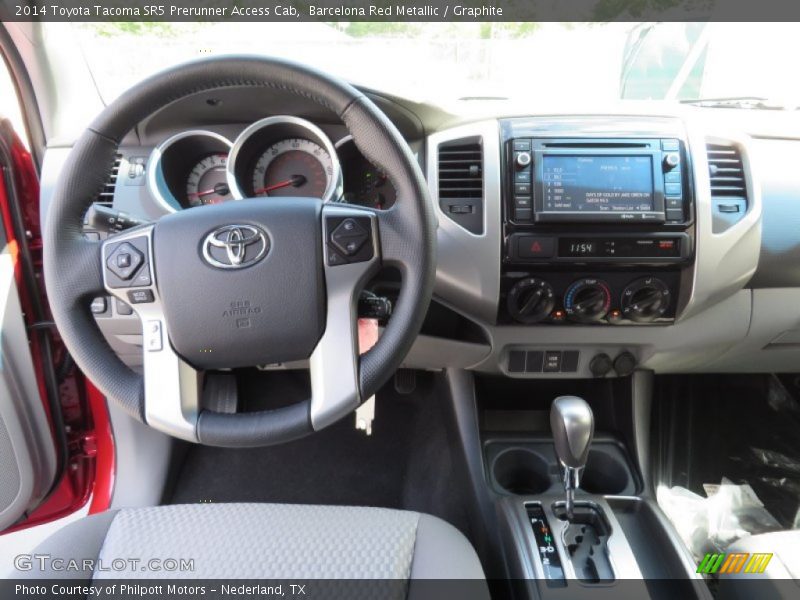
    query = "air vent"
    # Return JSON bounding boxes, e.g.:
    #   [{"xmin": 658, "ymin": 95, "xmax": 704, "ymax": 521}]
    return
[
  {"xmin": 707, "ymin": 143, "xmax": 746, "ymax": 198},
  {"xmin": 707, "ymin": 142, "xmax": 747, "ymax": 232},
  {"xmin": 438, "ymin": 137, "xmax": 484, "ymax": 234},
  {"xmin": 95, "ymin": 153, "xmax": 123, "ymax": 207}
]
